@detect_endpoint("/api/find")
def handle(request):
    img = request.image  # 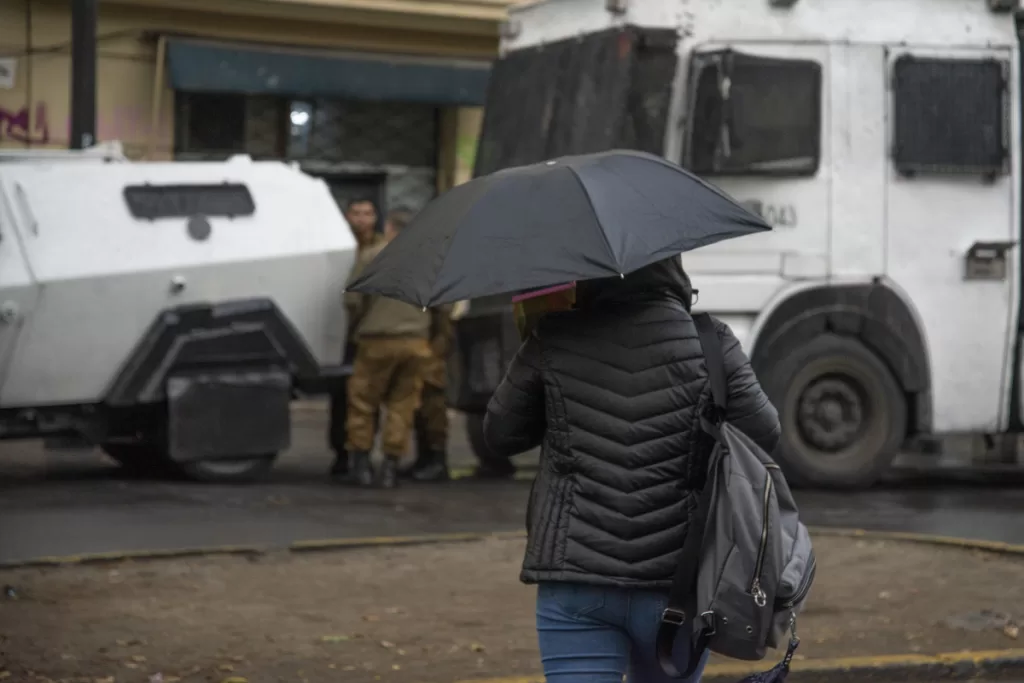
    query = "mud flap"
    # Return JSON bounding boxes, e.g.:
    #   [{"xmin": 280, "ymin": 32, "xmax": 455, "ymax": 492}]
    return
[{"xmin": 166, "ymin": 370, "xmax": 291, "ymax": 462}]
